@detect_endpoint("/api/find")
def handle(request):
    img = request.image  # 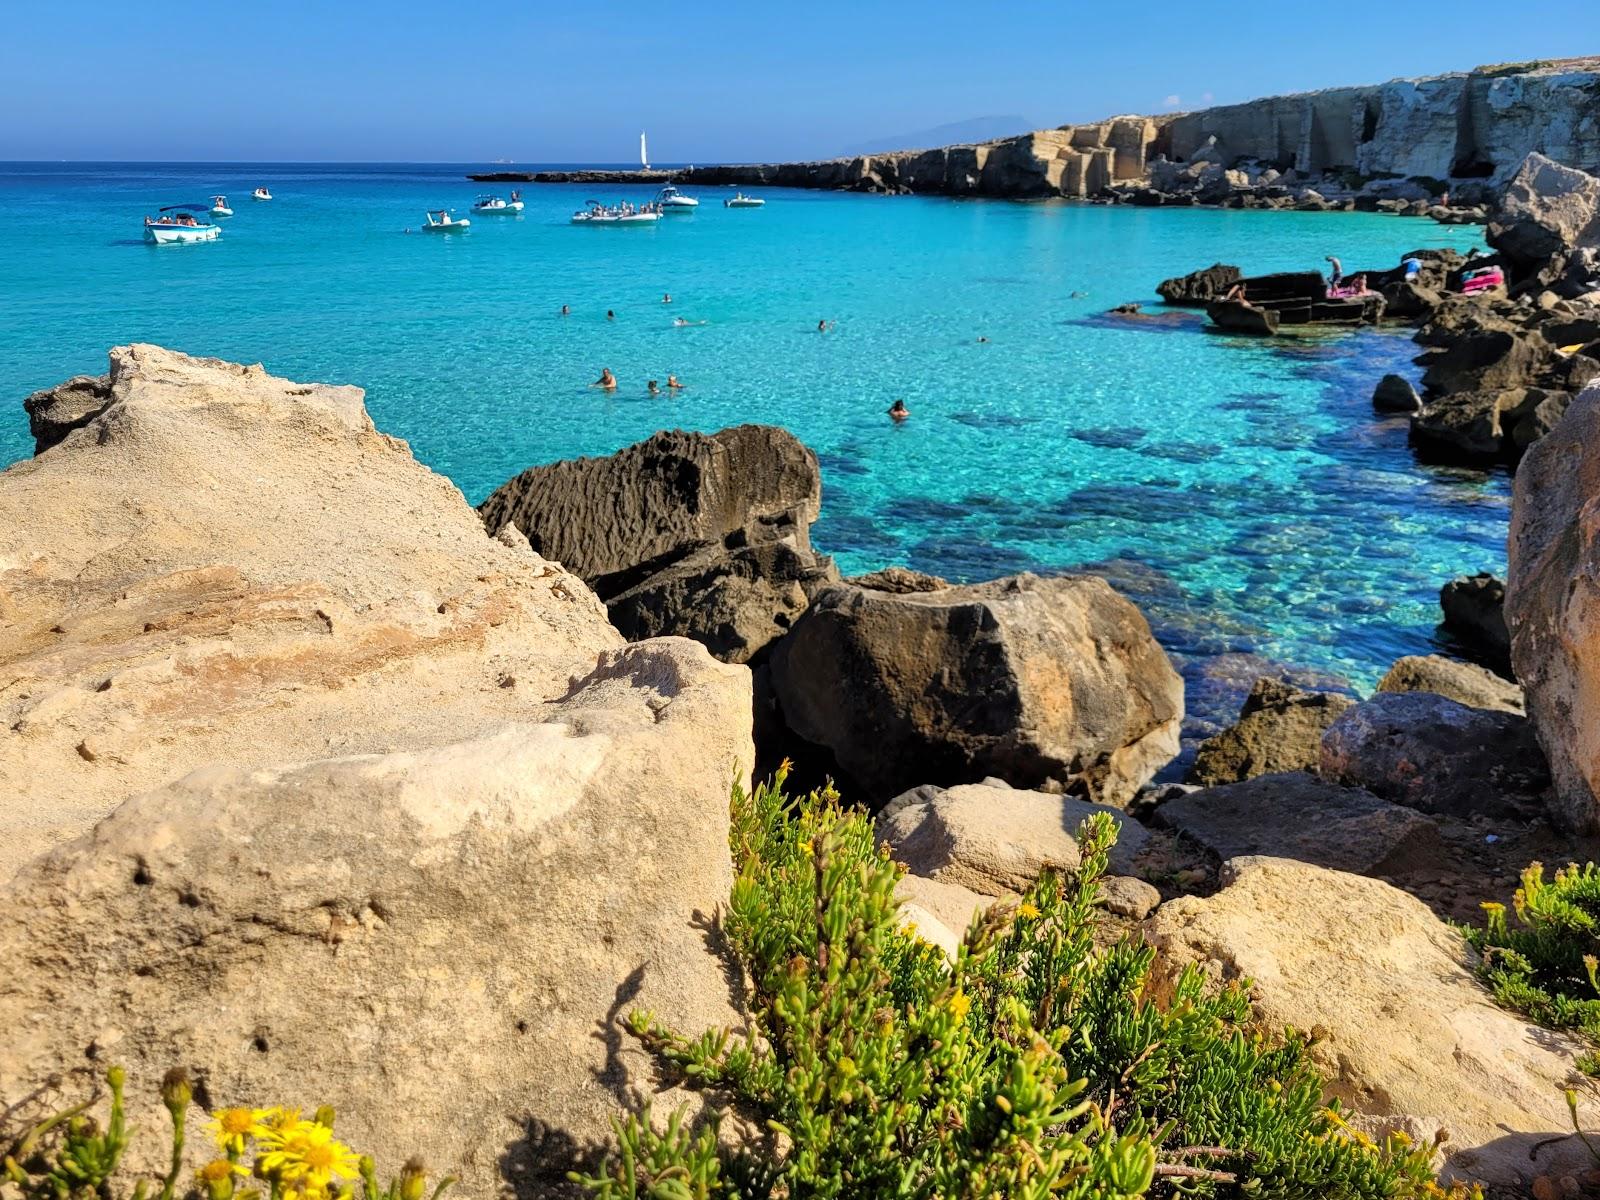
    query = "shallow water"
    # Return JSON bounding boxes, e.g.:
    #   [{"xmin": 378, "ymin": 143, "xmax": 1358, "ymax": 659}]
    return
[{"xmin": 0, "ymin": 162, "xmax": 1508, "ymax": 731}]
